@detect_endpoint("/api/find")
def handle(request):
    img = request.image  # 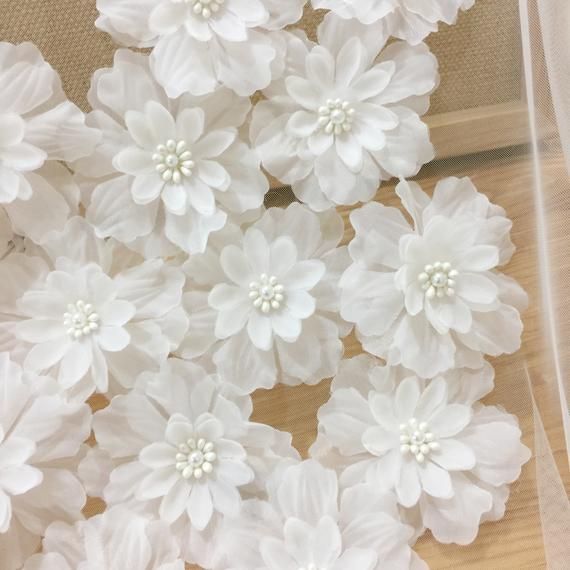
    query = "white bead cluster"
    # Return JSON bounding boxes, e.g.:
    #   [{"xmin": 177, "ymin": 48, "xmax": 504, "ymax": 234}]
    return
[
  {"xmin": 172, "ymin": 0, "xmax": 225, "ymax": 19},
  {"xmin": 400, "ymin": 418, "xmax": 440, "ymax": 463},
  {"xmin": 175, "ymin": 437, "xmax": 216, "ymax": 480},
  {"xmin": 249, "ymin": 274, "xmax": 285, "ymax": 313},
  {"xmin": 63, "ymin": 300, "xmax": 99, "ymax": 339},
  {"xmin": 153, "ymin": 139, "xmax": 194, "ymax": 184},
  {"xmin": 418, "ymin": 261, "xmax": 458, "ymax": 299},
  {"xmin": 318, "ymin": 99, "xmax": 355, "ymax": 135}
]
